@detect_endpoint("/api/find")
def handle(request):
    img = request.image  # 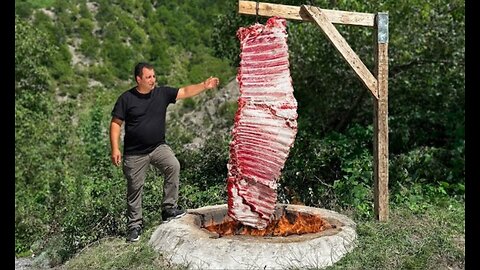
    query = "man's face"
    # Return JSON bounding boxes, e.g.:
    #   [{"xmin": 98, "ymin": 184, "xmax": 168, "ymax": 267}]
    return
[{"xmin": 137, "ymin": 67, "xmax": 156, "ymax": 90}]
